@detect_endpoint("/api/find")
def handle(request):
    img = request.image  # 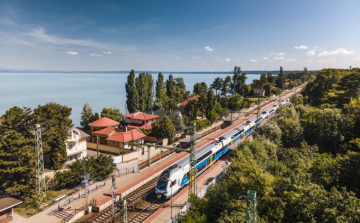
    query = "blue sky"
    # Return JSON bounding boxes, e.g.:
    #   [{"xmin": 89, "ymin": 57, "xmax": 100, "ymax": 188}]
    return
[{"xmin": 1, "ymin": 0, "xmax": 359, "ymax": 71}]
